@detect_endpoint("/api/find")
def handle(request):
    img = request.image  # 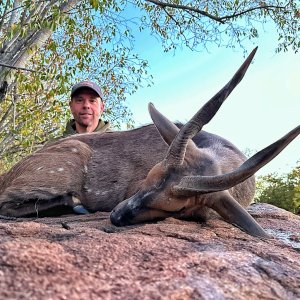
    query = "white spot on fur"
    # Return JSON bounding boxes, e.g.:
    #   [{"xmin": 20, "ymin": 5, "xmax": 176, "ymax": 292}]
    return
[
  {"xmin": 84, "ymin": 165, "xmax": 88, "ymax": 172},
  {"xmin": 37, "ymin": 166, "xmax": 43, "ymax": 171},
  {"xmin": 86, "ymin": 189, "xmax": 92, "ymax": 193},
  {"xmin": 49, "ymin": 170, "xmax": 55, "ymax": 174},
  {"xmin": 57, "ymin": 167, "xmax": 64, "ymax": 172},
  {"xmin": 71, "ymin": 148, "xmax": 78, "ymax": 153},
  {"xmin": 72, "ymin": 196, "xmax": 81, "ymax": 205}
]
